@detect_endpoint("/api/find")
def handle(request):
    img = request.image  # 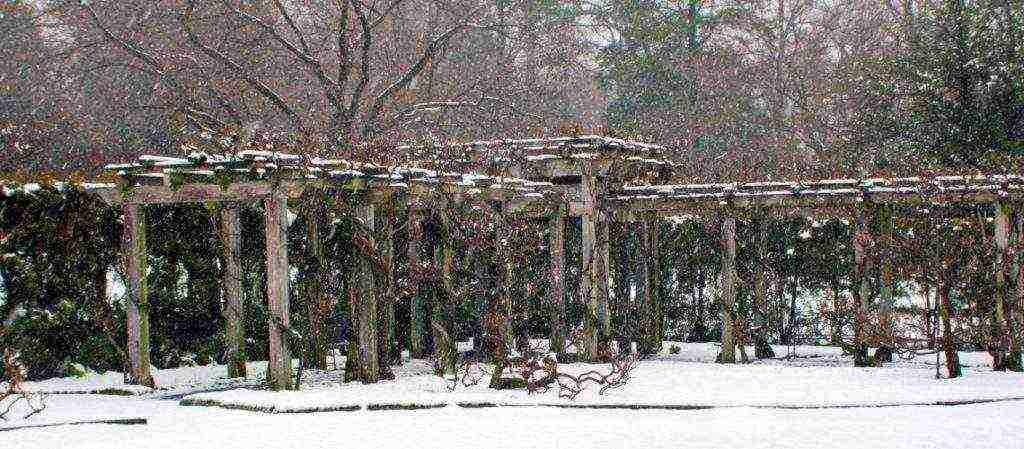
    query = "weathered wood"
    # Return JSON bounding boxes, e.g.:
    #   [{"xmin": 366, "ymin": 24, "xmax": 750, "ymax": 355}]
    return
[
  {"xmin": 219, "ymin": 203, "xmax": 246, "ymax": 378},
  {"xmin": 580, "ymin": 164, "xmax": 600, "ymax": 361},
  {"xmin": 852, "ymin": 208, "xmax": 872, "ymax": 367},
  {"xmin": 355, "ymin": 204, "xmax": 380, "ymax": 382},
  {"xmin": 381, "ymin": 204, "xmax": 399, "ymax": 365},
  {"xmin": 100, "ymin": 182, "xmax": 308, "ymax": 205},
  {"xmin": 264, "ymin": 190, "xmax": 293, "ymax": 390},
  {"xmin": 753, "ymin": 217, "xmax": 775, "ymax": 359},
  {"xmin": 407, "ymin": 206, "xmax": 427, "ymax": 358},
  {"xmin": 122, "ymin": 203, "xmax": 154, "ymax": 388},
  {"xmin": 609, "ymin": 190, "xmax": 1023, "ymax": 215},
  {"xmin": 875, "ymin": 206, "xmax": 895, "ymax": 363},
  {"xmin": 717, "ymin": 216, "xmax": 737, "ymax": 364},
  {"xmin": 596, "ymin": 214, "xmax": 611, "ymax": 341},
  {"xmin": 993, "ymin": 202, "xmax": 1021, "ymax": 371},
  {"xmin": 549, "ymin": 210, "xmax": 567, "ymax": 355}
]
